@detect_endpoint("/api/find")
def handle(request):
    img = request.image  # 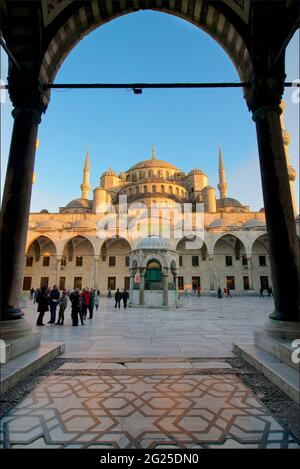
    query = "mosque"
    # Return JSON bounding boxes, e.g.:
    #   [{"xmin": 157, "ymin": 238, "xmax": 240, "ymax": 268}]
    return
[{"xmin": 23, "ymin": 103, "xmax": 298, "ymax": 306}]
